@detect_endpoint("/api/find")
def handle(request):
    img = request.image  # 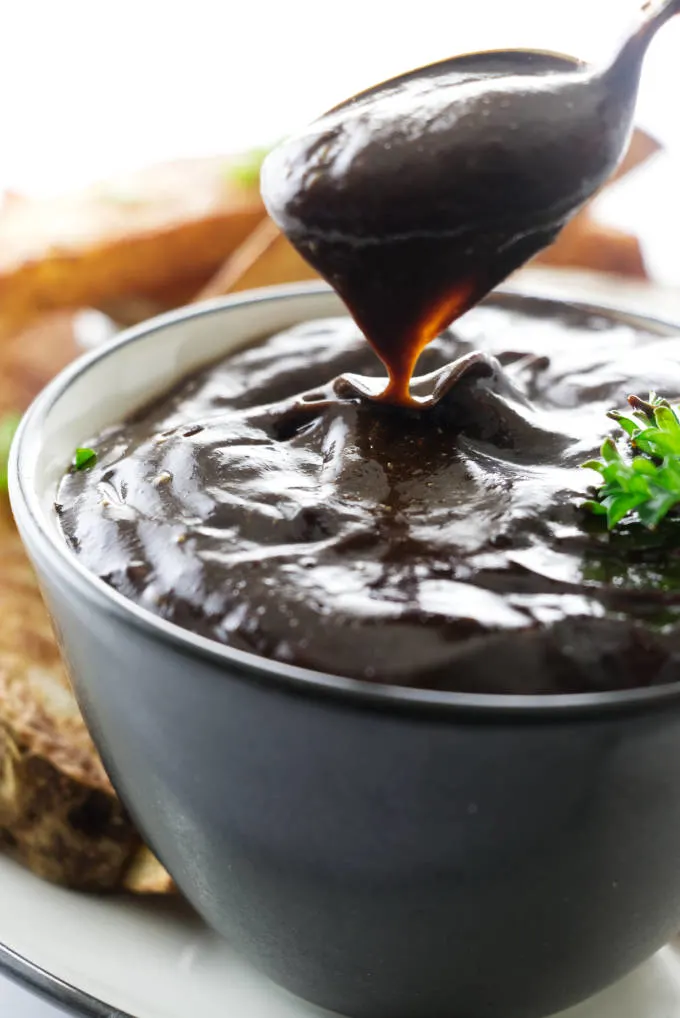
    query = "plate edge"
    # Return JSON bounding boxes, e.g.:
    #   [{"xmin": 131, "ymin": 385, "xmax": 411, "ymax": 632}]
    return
[{"xmin": 0, "ymin": 938, "xmax": 136, "ymax": 1018}]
